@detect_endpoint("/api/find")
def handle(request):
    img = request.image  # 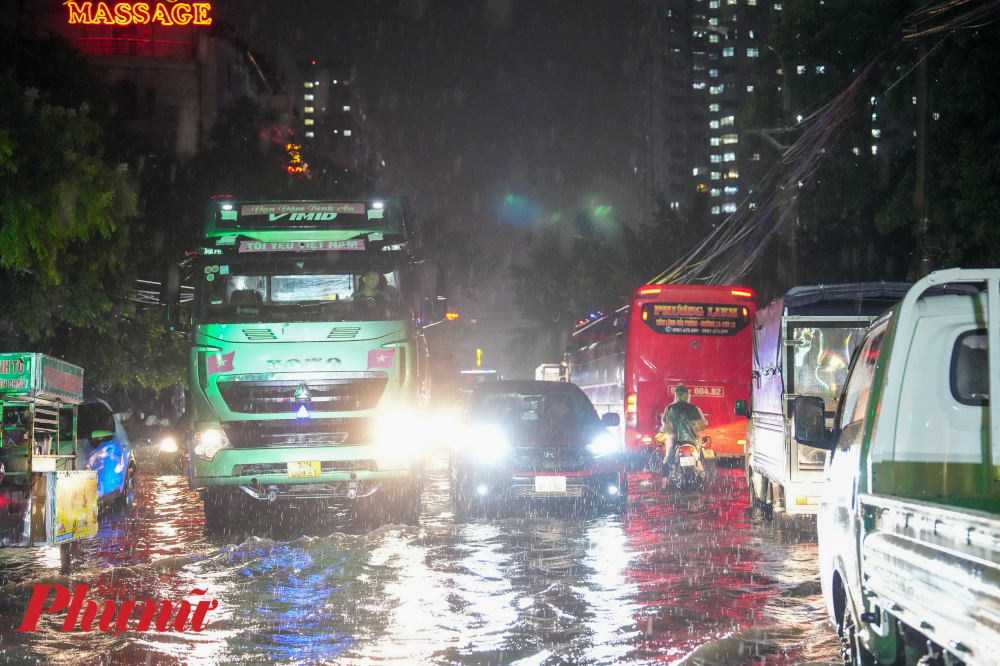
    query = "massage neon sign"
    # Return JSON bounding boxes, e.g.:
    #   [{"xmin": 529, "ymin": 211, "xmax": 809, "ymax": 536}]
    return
[{"xmin": 64, "ymin": 1, "xmax": 213, "ymax": 26}]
